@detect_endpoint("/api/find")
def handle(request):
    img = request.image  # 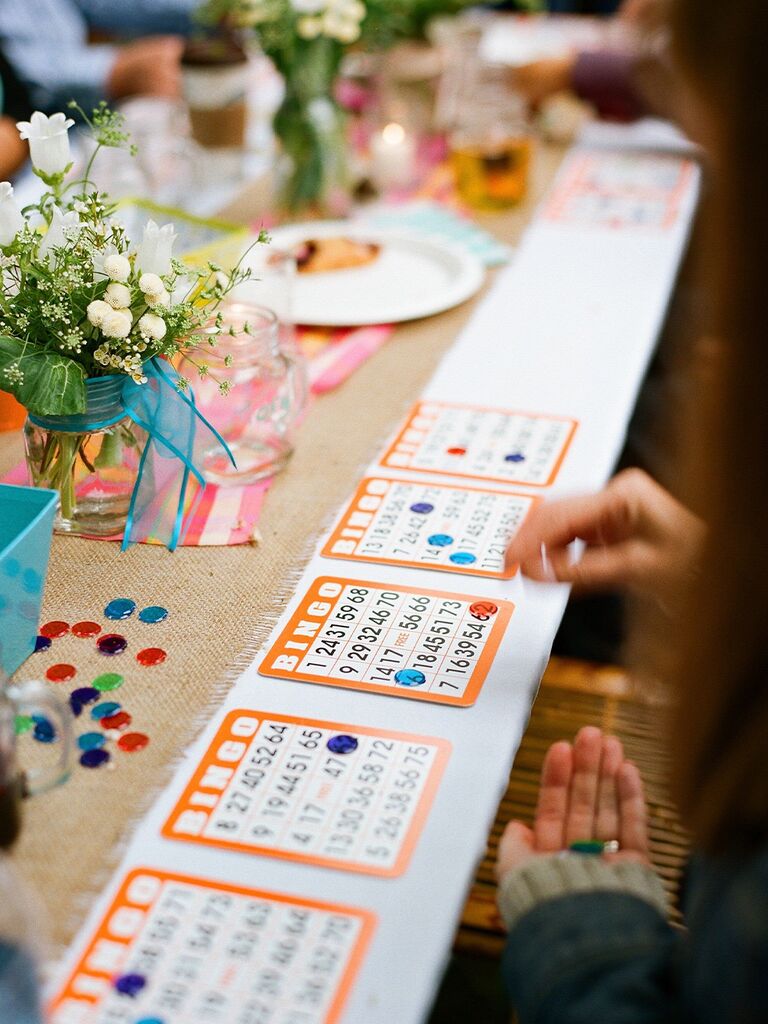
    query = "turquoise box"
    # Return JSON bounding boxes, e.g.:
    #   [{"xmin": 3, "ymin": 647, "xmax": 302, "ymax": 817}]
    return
[{"xmin": 0, "ymin": 484, "xmax": 57, "ymax": 676}]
